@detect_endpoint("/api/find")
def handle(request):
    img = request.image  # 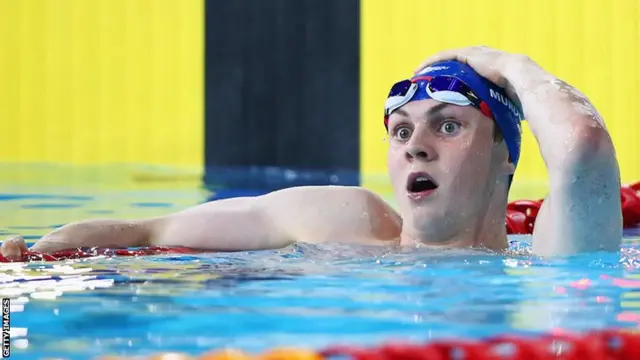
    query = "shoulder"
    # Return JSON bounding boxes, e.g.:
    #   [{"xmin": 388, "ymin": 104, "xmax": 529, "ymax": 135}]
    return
[
  {"xmin": 265, "ymin": 185, "xmax": 400, "ymax": 222},
  {"xmin": 260, "ymin": 185, "xmax": 388, "ymax": 206},
  {"xmin": 260, "ymin": 185, "xmax": 402, "ymax": 243}
]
